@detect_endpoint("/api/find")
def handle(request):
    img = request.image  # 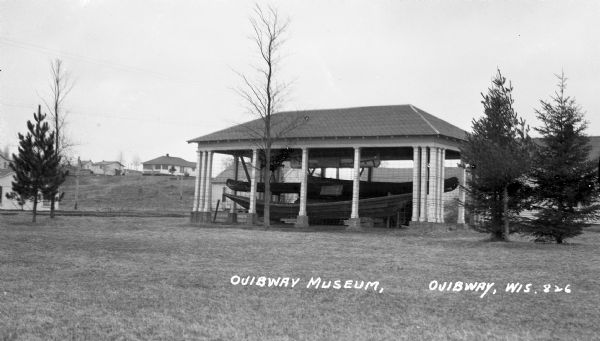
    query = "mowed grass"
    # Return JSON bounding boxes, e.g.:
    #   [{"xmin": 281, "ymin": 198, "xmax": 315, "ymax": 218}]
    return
[
  {"xmin": 60, "ymin": 175, "xmax": 196, "ymax": 211},
  {"xmin": 0, "ymin": 215, "xmax": 599, "ymax": 340}
]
